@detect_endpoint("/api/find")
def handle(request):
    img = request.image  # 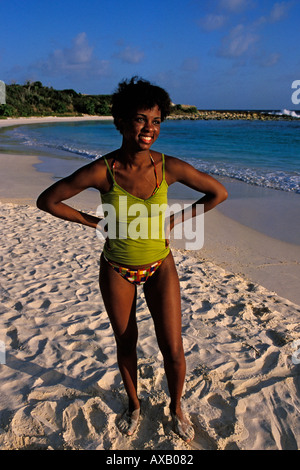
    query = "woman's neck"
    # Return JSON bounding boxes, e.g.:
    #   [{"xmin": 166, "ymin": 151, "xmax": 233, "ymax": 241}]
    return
[{"xmin": 118, "ymin": 145, "xmax": 151, "ymax": 168}]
